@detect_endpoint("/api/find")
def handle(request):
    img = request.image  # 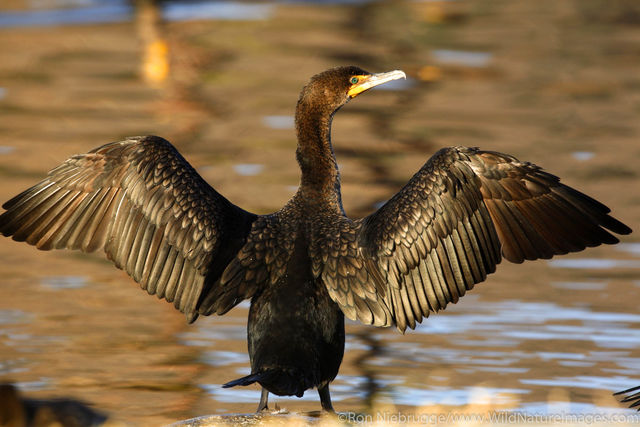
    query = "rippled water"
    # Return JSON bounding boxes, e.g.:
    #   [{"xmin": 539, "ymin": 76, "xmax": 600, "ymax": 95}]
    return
[
  {"xmin": 173, "ymin": 281, "xmax": 640, "ymax": 415},
  {"xmin": 431, "ymin": 49, "xmax": 493, "ymax": 68},
  {"xmin": 572, "ymin": 151, "xmax": 595, "ymax": 162},
  {"xmin": 549, "ymin": 258, "xmax": 640, "ymax": 270},
  {"xmin": 40, "ymin": 275, "xmax": 89, "ymax": 290},
  {"xmin": 0, "ymin": 0, "xmax": 639, "ymax": 425},
  {"xmin": 231, "ymin": 163, "xmax": 263, "ymax": 176},
  {"xmin": 262, "ymin": 115, "xmax": 295, "ymax": 130},
  {"xmin": 0, "ymin": 0, "xmax": 390, "ymax": 29},
  {"xmin": 0, "ymin": 0, "xmax": 273, "ymax": 28}
]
